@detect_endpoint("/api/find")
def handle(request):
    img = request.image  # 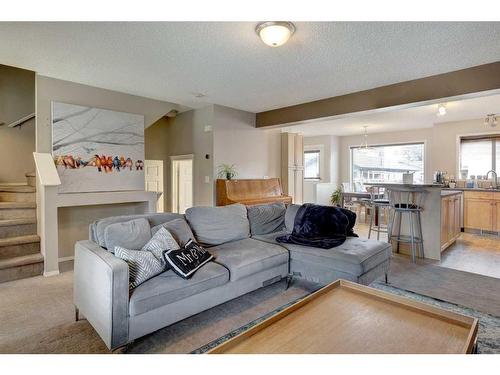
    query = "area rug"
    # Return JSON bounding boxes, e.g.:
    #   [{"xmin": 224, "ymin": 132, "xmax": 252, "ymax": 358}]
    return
[{"xmin": 192, "ymin": 281, "xmax": 500, "ymax": 354}]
